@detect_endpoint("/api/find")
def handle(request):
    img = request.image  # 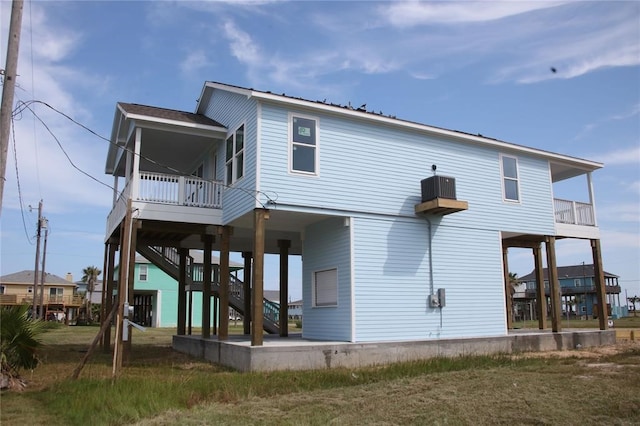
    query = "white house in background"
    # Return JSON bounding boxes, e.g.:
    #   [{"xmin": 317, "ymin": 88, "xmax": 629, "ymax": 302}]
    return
[{"xmin": 103, "ymin": 81, "xmax": 609, "ymax": 349}]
